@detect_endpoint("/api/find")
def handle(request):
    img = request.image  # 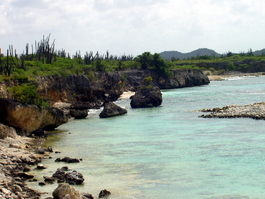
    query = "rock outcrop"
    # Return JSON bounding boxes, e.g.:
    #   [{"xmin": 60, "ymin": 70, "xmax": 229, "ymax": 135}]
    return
[
  {"xmin": 200, "ymin": 102, "xmax": 265, "ymax": 120},
  {"xmin": 99, "ymin": 101, "xmax": 127, "ymax": 118},
  {"xmin": 0, "ymin": 98, "xmax": 68, "ymax": 136},
  {"xmin": 130, "ymin": 85, "xmax": 162, "ymax": 108}
]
